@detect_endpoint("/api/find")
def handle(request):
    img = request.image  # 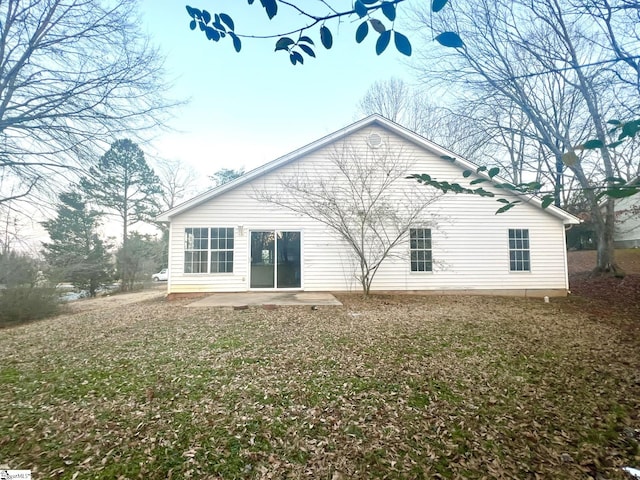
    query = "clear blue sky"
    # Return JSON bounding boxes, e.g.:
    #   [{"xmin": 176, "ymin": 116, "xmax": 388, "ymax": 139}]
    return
[{"xmin": 138, "ymin": 1, "xmax": 417, "ymax": 178}]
